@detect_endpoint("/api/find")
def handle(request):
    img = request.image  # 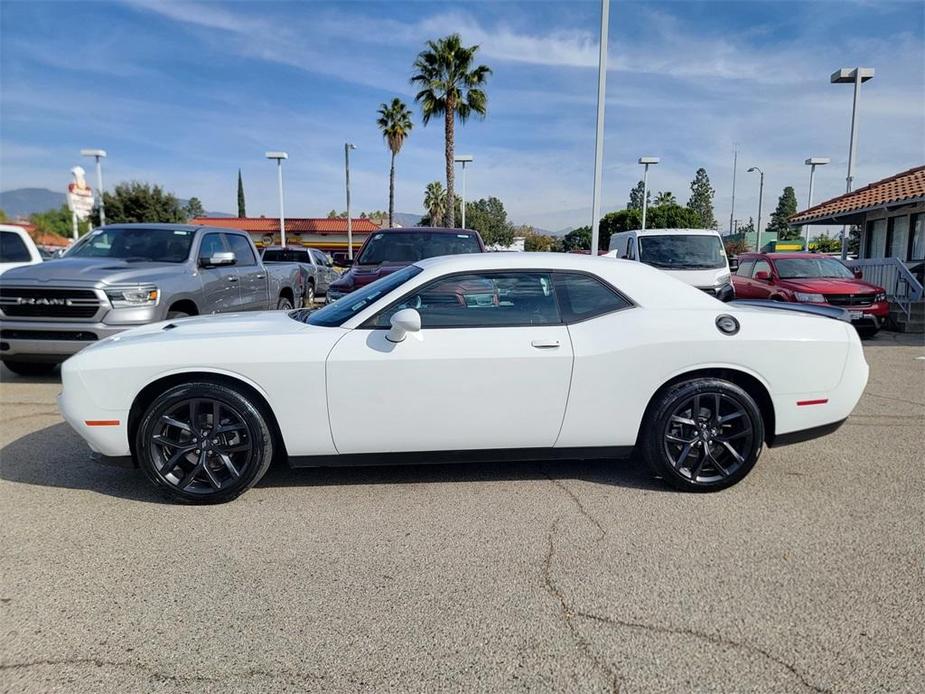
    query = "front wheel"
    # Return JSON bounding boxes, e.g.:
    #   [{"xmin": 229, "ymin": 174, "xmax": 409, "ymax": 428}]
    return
[
  {"xmin": 135, "ymin": 382, "xmax": 274, "ymax": 504},
  {"xmin": 640, "ymin": 379, "xmax": 764, "ymax": 492},
  {"xmin": 276, "ymin": 295, "xmax": 293, "ymax": 310}
]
